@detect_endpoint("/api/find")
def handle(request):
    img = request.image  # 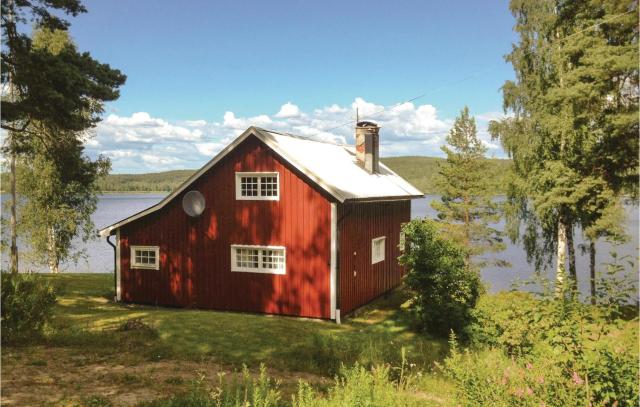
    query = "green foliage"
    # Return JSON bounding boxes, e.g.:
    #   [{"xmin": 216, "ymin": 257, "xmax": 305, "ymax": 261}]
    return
[
  {"xmin": 450, "ymin": 278, "xmax": 639, "ymax": 406},
  {"xmin": 142, "ymin": 365, "xmax": 282, "ymax": 407},
  {"xmin": 399, "ymin": 219, "xmax": 483, "ymax": 337},
  {"xmin": 287, "ymin": 332, "xmax": 439, "ymax": 377},
  {"xmin": 432, "ymin": 106, "xmax": 504, "ymax": 265},
  {"xmin": 16, "ymin": 127, "xmax": 110, "ymax": 272},
  {"xmin": 1, "ymin": 2, "xmax": 126, "ymax": 134},
  {"xmin": 445, "ymin": 345, "xmax": 587, "ymax": 406},
  {"xmin": 465, "ymin": 292, "xmax": 542, "ymax": 356},
  {"xmin": 489, "ymin": 0, "xmax": 639, "ymax": 288},
  {"xmin": 1, "ymin": 272, "xmax": 57, "ymax": 342},
  {"xmin": 293, "ymin": 363, "xmax": 423, "ymax": 407},
  {"xmin": 95, "ymin": 170, "xmax": 196, "ymax": 193},
  {"xmin": 381, "ymin": 156, "xmax": 512, "ymax": 195}
]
